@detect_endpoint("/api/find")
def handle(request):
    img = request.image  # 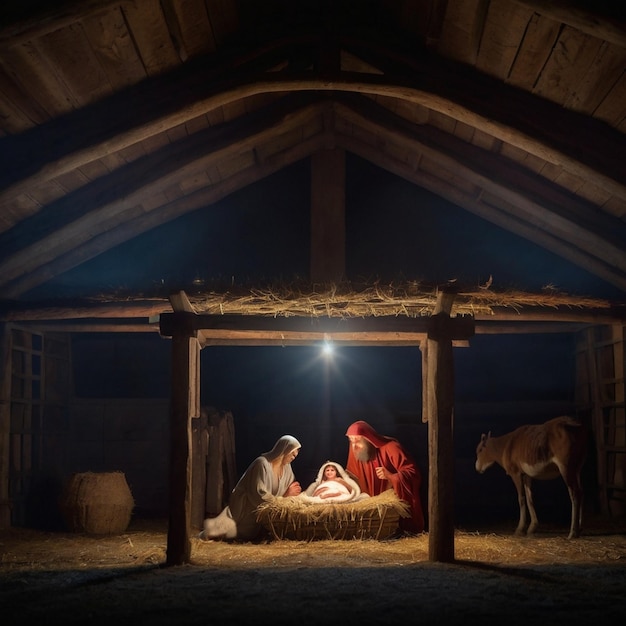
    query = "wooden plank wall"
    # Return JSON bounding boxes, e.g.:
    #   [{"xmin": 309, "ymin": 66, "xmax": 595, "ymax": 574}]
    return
[{"xmin": 576, "ymin": 324, "xmax": 626, "ymax": 517}]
